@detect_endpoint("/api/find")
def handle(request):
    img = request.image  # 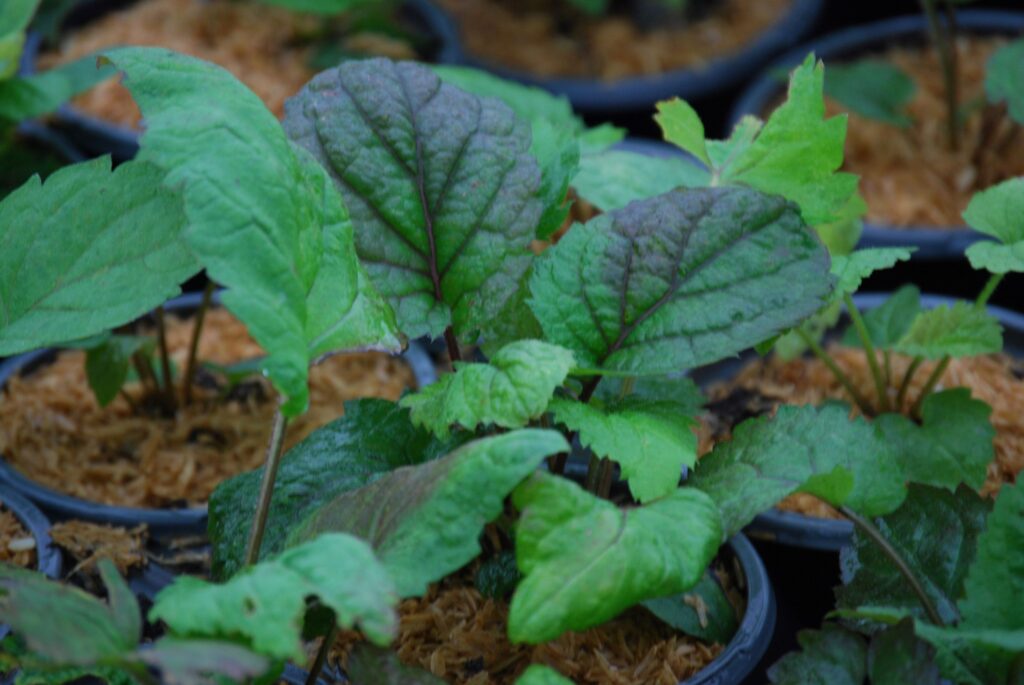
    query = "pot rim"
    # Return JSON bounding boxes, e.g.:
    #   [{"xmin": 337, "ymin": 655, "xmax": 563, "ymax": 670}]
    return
[
  {"xmin": 0, "ymin": 291, "xmax": 437, "ymax": 535},
  {"xmin": 727, "ymin": 9, "xmax": 1024, "ymax": 259}
]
